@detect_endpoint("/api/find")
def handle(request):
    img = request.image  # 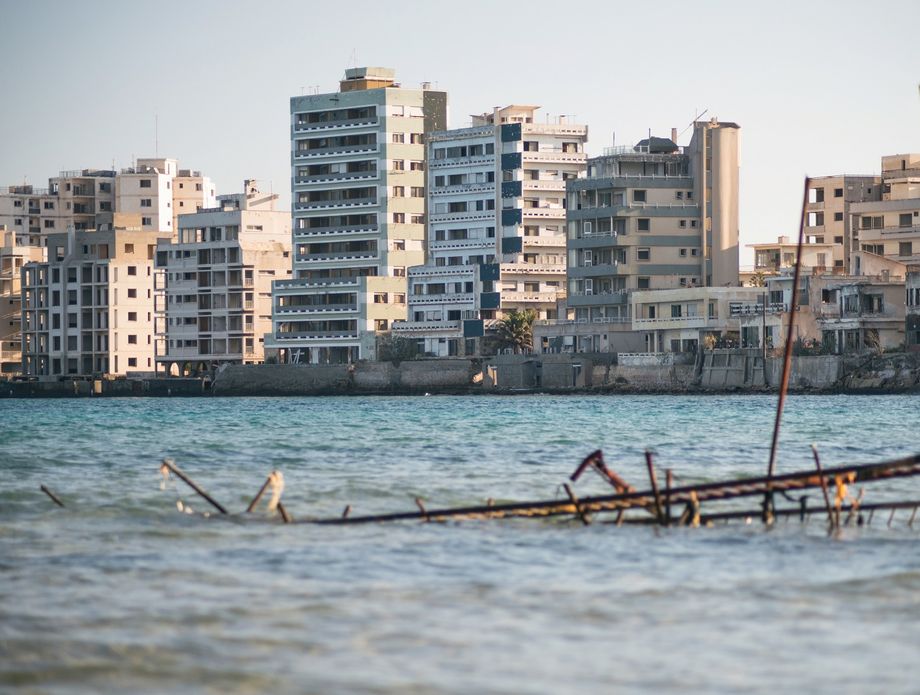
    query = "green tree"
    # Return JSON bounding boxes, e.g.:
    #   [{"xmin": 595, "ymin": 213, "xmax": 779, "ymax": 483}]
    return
[{"xmin": 495, "ymin": 309, "xmax": 537, "ymax": 353}]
